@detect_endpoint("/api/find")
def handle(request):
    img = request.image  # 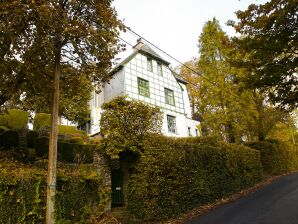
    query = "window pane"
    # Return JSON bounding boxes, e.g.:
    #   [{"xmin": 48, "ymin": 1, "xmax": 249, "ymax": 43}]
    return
[
  {"xmin": 138, "ymin": 77, "xmax": 150, "ymax": 97},
  {"xmin": 167, "ymin": 115, "xmax": 176, "ymax": 133},
  {"xmin": 157, "ymin": 62, "xmax": 163, "ymax": 75},
  {"xmin": 165, "ymin": 88, "xmax": 175, "ymax": 105},
  {"xmin": 147, "ymin": 58, "xmax": 153, "ymax": 72}
]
